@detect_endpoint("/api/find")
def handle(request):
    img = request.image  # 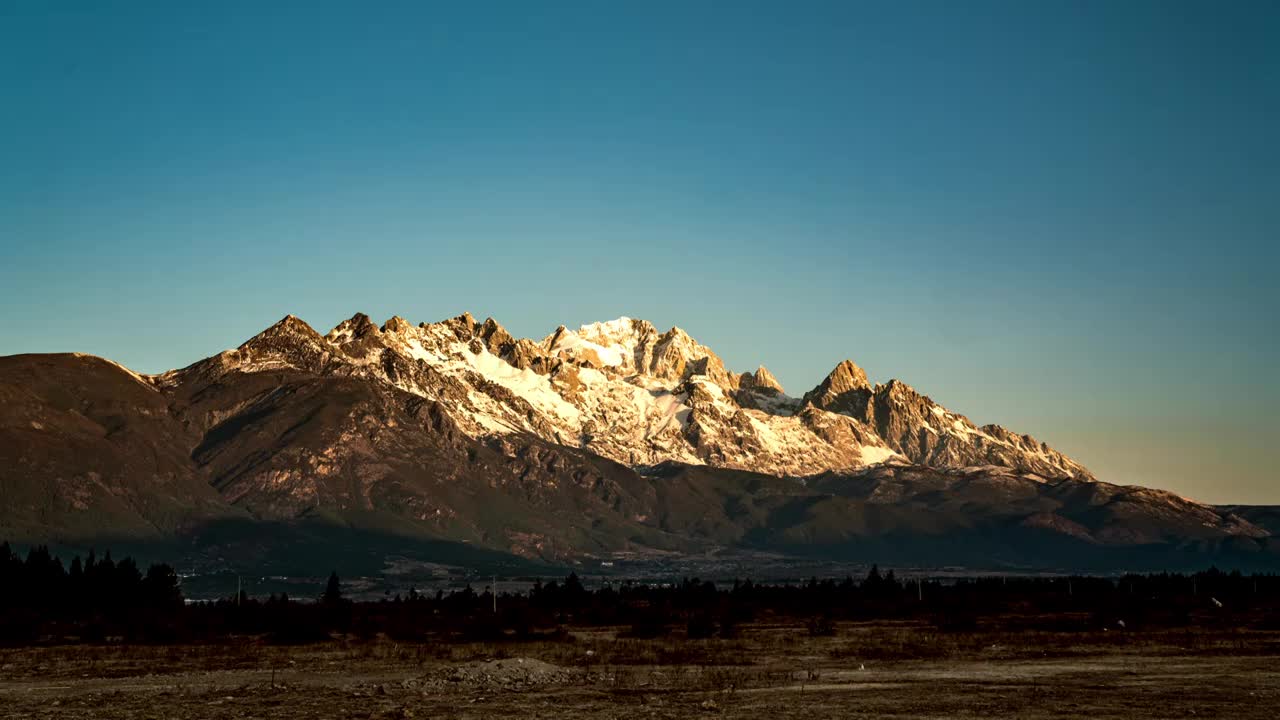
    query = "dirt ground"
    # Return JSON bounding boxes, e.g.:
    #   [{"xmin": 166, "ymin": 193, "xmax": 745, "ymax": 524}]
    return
[{"xmin": 2, "ymin": 624, "xmax": 1277, "ymax": 719}]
